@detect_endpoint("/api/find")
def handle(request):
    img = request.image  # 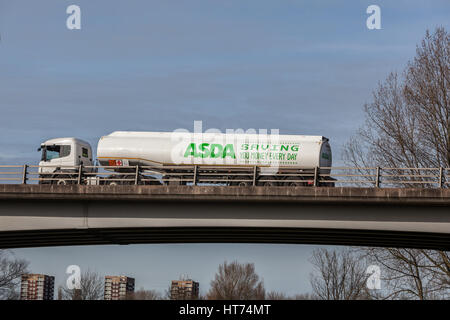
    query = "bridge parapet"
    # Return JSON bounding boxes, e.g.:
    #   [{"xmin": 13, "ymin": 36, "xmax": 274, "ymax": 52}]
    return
[
  {"xmin": 1, "ymin": 165, "xmax": 450, "ymax": 188},
  {"xmin": 0, "ymin": 184, "xmax": 449, "ymax": 205}
]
